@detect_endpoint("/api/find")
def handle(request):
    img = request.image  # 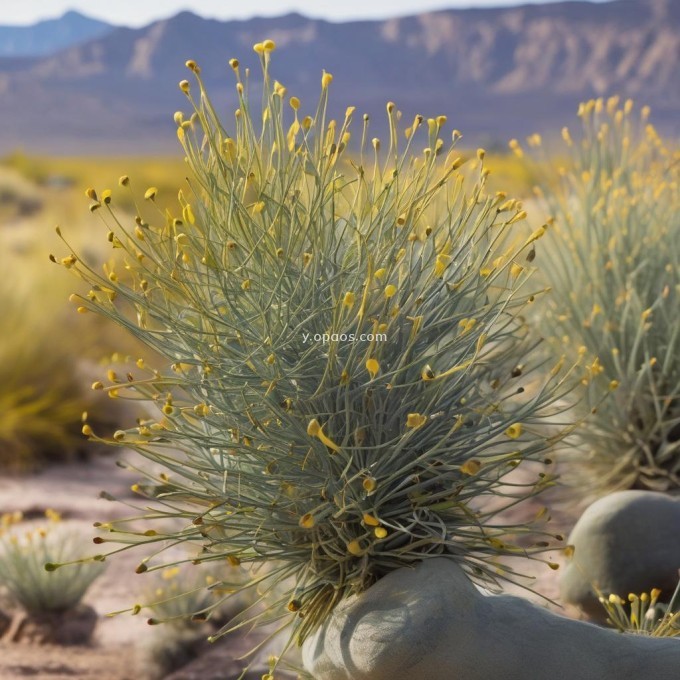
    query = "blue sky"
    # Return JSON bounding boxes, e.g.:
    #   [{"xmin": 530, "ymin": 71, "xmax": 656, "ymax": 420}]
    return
[{"xmin": 6, "ymin": 0, "xmax": 609, "ymax": 26}]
